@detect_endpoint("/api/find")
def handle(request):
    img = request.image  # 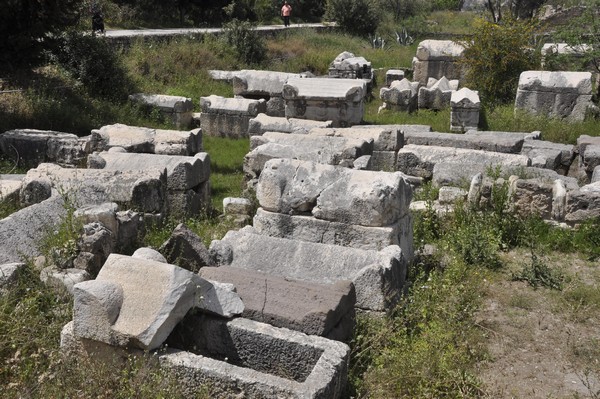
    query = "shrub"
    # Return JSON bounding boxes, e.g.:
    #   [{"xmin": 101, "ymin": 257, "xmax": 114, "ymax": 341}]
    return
[
  {"xmin": 222, "ymin": 19, "xmax": 267, "ymax": 65},
  {"xmin": 459, "ymin": 17, "xmax": 541, "ymax": 106},
  {"xmin": 51, "ymin": 31, "xmax": 134, "ymax": 101},
  {"xmin": 325, "ymin": 0, "xmax": 381, "ymax": 37},
  {"xmin": 512, "ymin": 252, "xmax": 565, "ymax": 290}
]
